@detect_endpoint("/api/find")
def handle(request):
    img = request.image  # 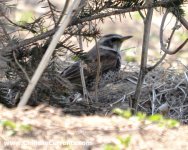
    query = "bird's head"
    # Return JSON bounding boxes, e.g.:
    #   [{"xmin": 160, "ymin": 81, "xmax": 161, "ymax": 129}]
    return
[{"xmin": 98, "ymin": 34, "xmax": 132, "ymax": 51}]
